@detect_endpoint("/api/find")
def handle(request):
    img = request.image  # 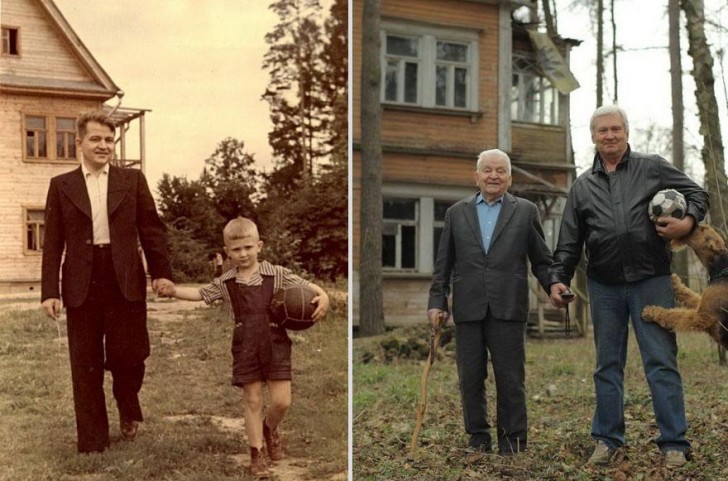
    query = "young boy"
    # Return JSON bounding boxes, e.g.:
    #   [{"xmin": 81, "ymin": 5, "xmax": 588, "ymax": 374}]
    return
[{"xmin": 159, "ymin": 217, "xmax": 329, "ymax": 477}]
